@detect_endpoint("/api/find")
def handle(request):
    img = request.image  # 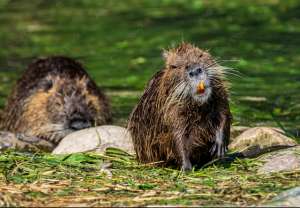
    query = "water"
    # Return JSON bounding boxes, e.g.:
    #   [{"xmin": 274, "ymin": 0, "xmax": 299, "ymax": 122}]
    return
[{"xmin": 0, "ymin": 0, "xmax": 299, "ymax": 140}]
